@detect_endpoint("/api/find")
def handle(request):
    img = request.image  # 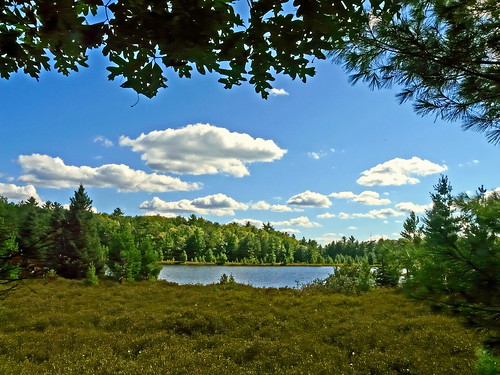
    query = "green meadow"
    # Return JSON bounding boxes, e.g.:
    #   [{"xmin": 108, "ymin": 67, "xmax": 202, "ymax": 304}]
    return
[{"xmin": 0, "ymin": 279, "xmax": 483, "ymax": 375}]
